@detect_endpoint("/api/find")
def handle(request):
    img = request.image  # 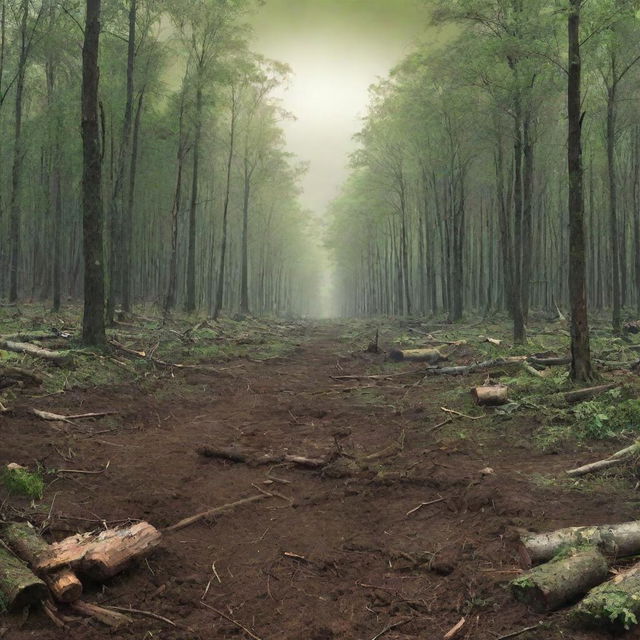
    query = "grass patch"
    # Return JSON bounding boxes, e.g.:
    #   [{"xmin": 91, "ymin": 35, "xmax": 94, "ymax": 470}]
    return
[{"xmin": 2, "ymin": 466, "xmax": 44, "ymax": 500}]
